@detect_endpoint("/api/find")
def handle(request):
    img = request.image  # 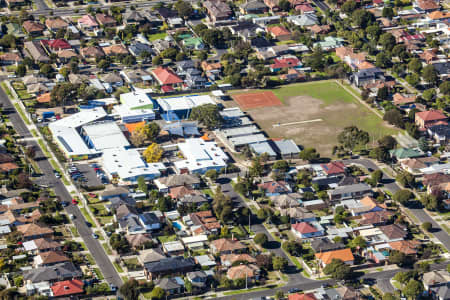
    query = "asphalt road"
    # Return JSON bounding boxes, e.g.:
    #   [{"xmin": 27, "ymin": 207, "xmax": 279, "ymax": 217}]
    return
[
  {"xmin": 311, "ymin": 0, "xmax": 330, "ymax": 12},
  {"xmin": 344, "ymin": 158, "xmax": 450, "ymax": 252},
  {"xmin": 0, "ymin": 87, "xmax": 123, "ymax": 288}
]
